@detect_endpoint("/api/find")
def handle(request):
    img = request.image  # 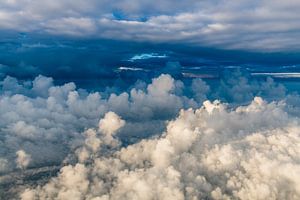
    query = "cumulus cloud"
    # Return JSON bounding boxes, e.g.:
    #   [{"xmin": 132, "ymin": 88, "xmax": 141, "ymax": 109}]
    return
[
  {"xmin": 214, "ymin": 69, "xmax": 286, "ymax": 103},
  {"xmin": 16, "ymin": 150, "xmax": 31, "ymax": 169},
  {"xmin": 99, "ymin": 112, "xmax": 125, "ymax": 136},
  {"xmin": 0, "ymin": 0, "xmax": 300, "ymax": 51},
  {"xmin": 20, "ymin": 97, "xmax": 300, "ymax": 200},
  {"xmin": 0, "ymin": 74, "xmax": 196, "ymax": 175},
  {"xmin": 0, "ymin": 72, "xmax": 299, "ymax": 199}
]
